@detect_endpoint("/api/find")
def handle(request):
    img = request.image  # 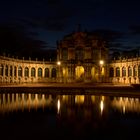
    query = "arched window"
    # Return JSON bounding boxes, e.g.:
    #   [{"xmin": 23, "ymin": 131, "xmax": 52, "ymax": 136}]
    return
[
  {"xmin": 51, "ymin": 68, "xmax": 56, "ymax": 78},
  {"xmin": 128, "ymin": 66, "xmax": 132, "ymax": 77},
  {"xmin": 0, "ymin": 65, "xmax": 4, "ymax": 76},
  {"xmin": 10, "ymin": 66, "xmax": 12, "ymax": 76},
  {"xmin": 14, "ymin": 66, "xmax": 17, "ymax": 77},
  {"xmin": 31, "ymin": 67, "xmax": 35, "ymax": 77},
  {"xmin": 122, "ymin": 67, "xmax": 126, "ymax": 77},
  {"xmin": 62, "ymin": 48, "xmax": 68, "ymax": 60},
  {"xmin": 18, "ymin": 66, "xmax": 22, "ymax": 77},
  {"xmin": 133, "ymin": 65, "xmax": 137, "ymax": 77},
  {"xmin": 5, "ymin": 65, "xmax": 8, "ymax": 76},
  {"xmin": 138, "ymin": 65, "xmax": 140, "ymax": 77},
  {"xmin": 76, "ymin": 48, "xmax": 83, "ymax": 60},
  {"xmin": 25, "ymin": 67, "xmax": 29, "ymax": 77},
  {"xmin": 45, "ymin": 68, "xmax": 49, "ymax": 77},
  {"xmin": 38, "ymin": 68, "xmax": 42, "ymax": 77},
  {"xmin": 109, "ymin": 67, "xmax": 114, "ymax": 77},
  {"xmin": 116, "ymin": 67, "xmax": 120, "ymax": 77}
]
